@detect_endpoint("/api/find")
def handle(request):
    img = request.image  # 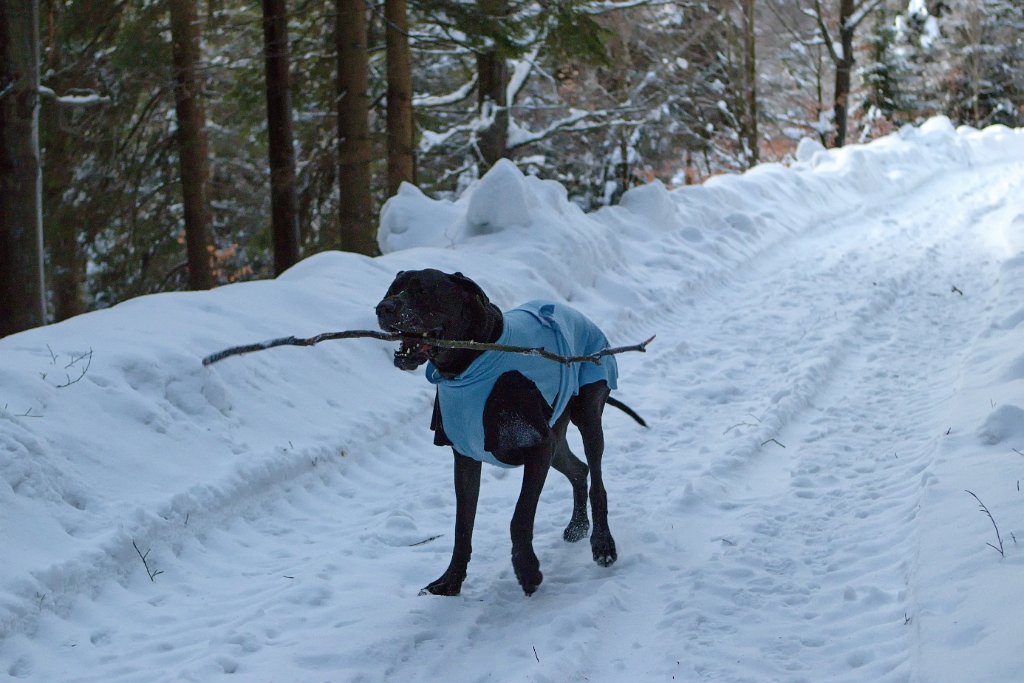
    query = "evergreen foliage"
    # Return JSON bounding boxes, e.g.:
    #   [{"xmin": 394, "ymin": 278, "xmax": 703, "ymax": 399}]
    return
[{"xmin": 7, "ymin": 0, "xmax": 1021, "ymax": 324}]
